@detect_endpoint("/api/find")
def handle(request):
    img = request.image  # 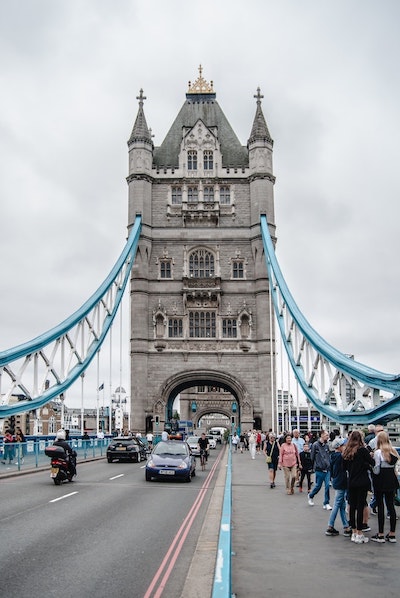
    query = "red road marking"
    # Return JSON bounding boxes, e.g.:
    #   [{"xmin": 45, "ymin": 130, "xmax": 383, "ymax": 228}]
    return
[{"xmin": 143, "ymin": 449, "xmax": 224, "ymax": 598}]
